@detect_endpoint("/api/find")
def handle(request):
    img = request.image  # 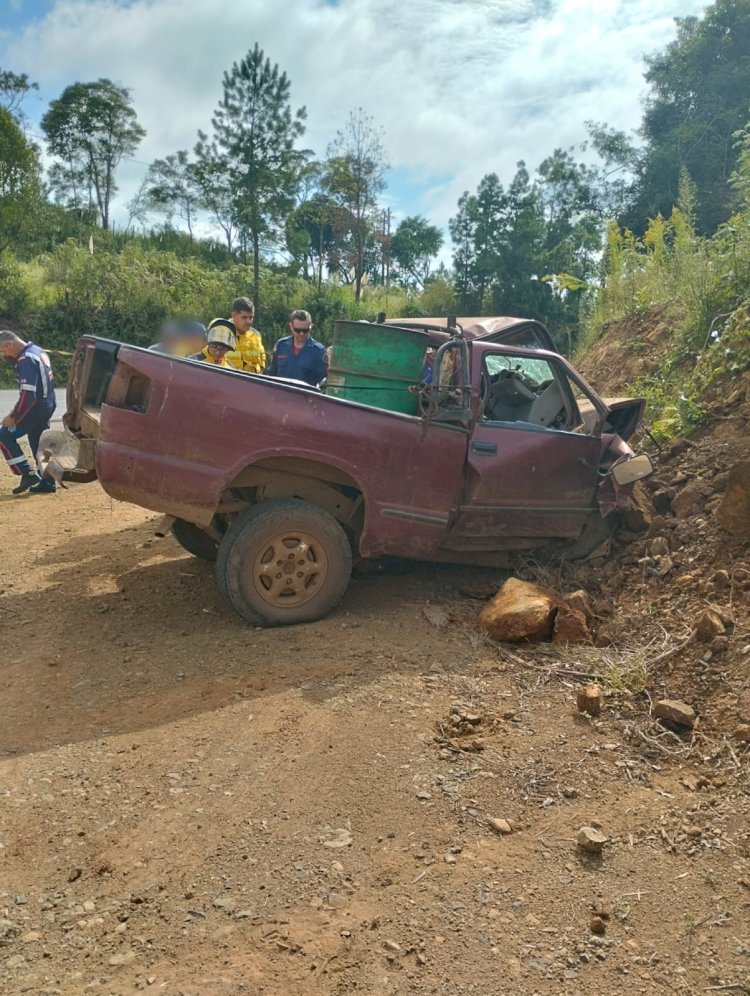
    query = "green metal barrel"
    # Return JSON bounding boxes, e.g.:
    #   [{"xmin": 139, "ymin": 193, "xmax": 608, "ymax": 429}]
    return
[{"xmin": 326, "ymin": 321, "xmax": 429, "ymax": 415}]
